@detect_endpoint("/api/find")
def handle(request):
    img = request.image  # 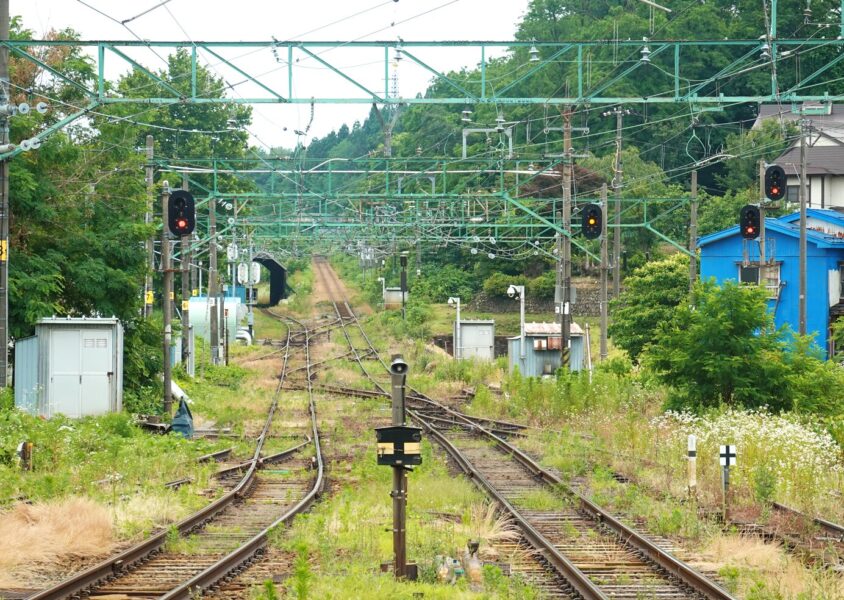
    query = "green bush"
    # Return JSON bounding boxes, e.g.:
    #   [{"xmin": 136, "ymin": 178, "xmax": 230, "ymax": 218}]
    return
[
  {"xmin": 482, "ymin": 272, "xmax": 528, "ymax": 298},
  {"xmin": 527, "ymin": 270, "xmax": 556, "ymax": 299},
  {"xmin": 0, "ymin": 387, "xmax": 12, "ymax": 411}
]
